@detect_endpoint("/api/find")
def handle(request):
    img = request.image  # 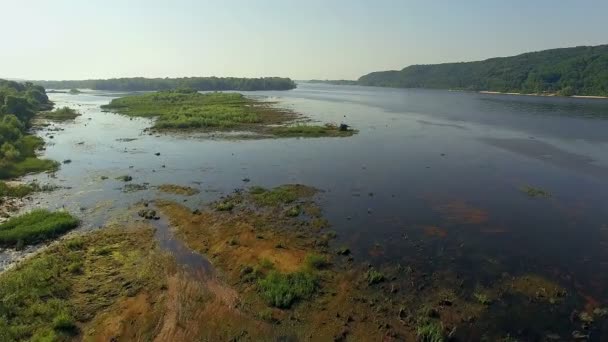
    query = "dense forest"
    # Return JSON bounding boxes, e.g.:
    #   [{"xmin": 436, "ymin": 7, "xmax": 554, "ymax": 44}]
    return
[
  {"xmin": 34, "ymin": 77, "xmax": 297, "ymax": 92},
  {"xmin": 358, "ymin": 44, "xmax": 608, "ymax": 96},
  {"xmin": 0, "ymin": 80, "xmax": 58, "ymax": 178},
  {"xmin": 306, "ymin": 80, "xmax": 358, "ymax": 86}
]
